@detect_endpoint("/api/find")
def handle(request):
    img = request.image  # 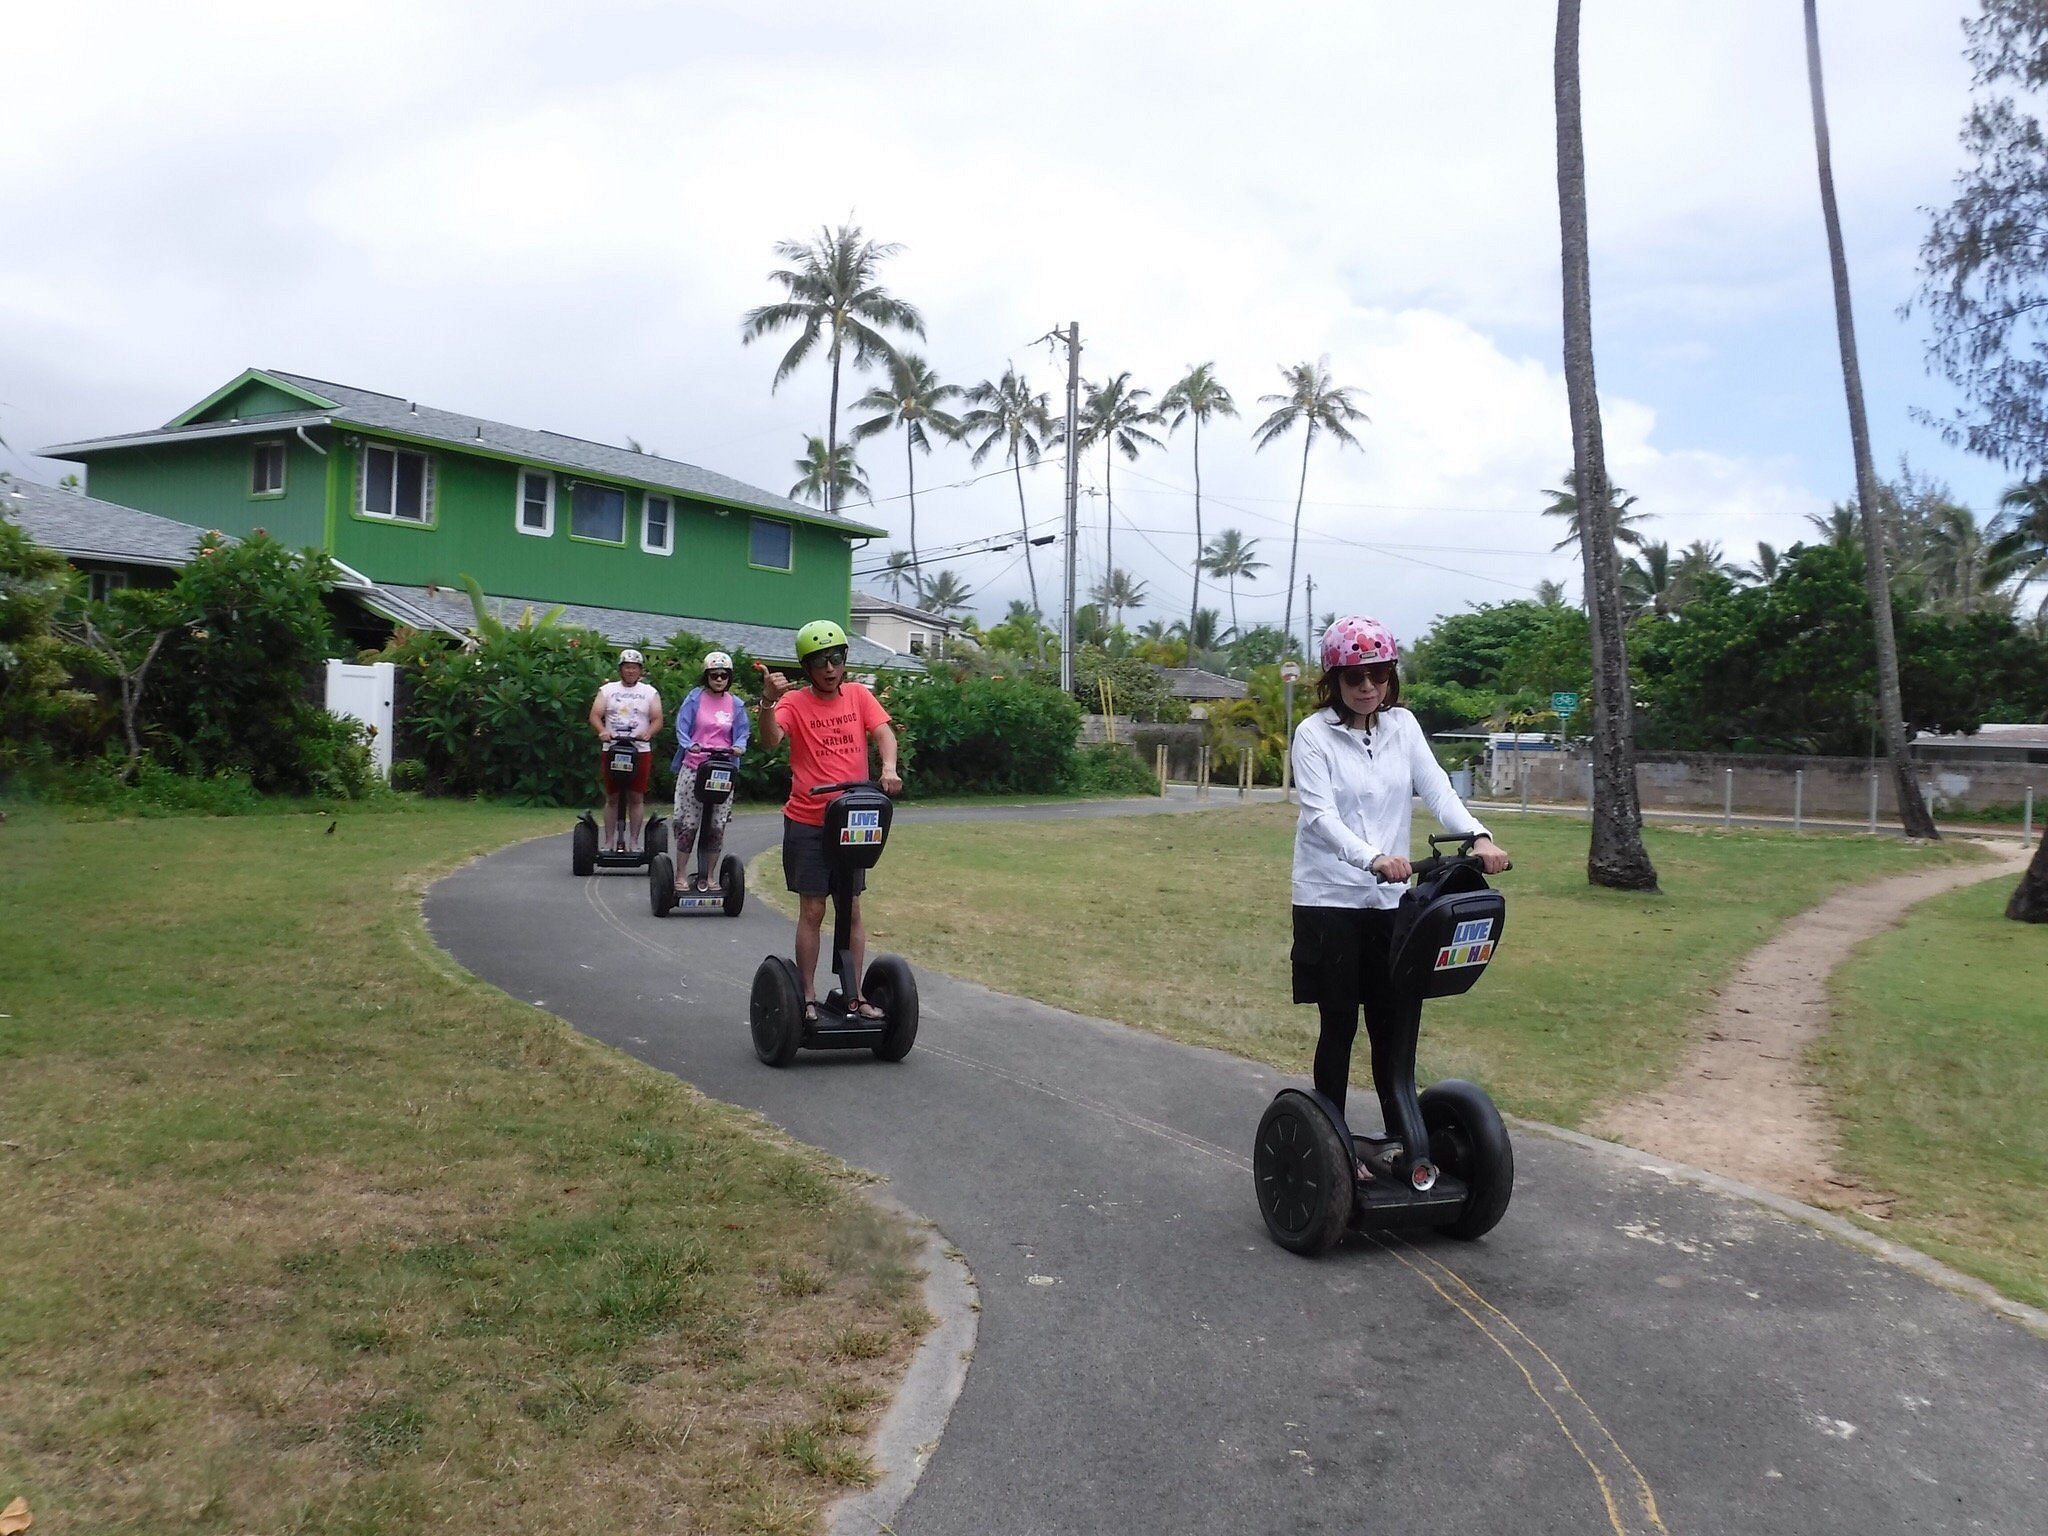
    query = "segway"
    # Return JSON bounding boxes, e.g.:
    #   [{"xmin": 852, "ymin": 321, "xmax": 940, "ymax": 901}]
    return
[
  {"xmin": 651, "ymin": 753, "xmax": 746, "ymax": 918},
  {"xmin": 571, "ymin": 735, "xmax": 667, "ymax": 875},
  {"xmin": 1255, "ymin": 834, "xmax": 1515, "ymax": 1256},
  {"xmin": 749, "ymin": 780, "xmax": 918, "ymax": 1065}
]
